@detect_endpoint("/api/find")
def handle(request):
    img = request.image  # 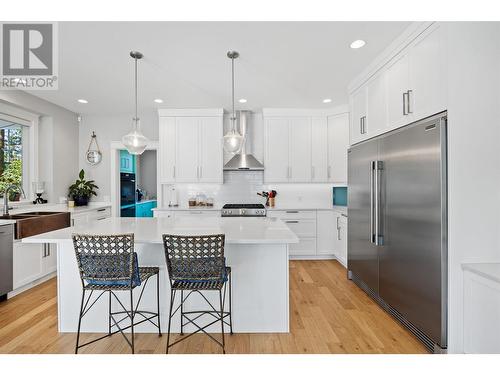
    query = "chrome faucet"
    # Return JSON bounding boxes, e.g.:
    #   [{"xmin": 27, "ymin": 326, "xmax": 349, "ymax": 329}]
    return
[{"xmin": 3, "ymin": 184, "xmax": 26, "ymax": 216}]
